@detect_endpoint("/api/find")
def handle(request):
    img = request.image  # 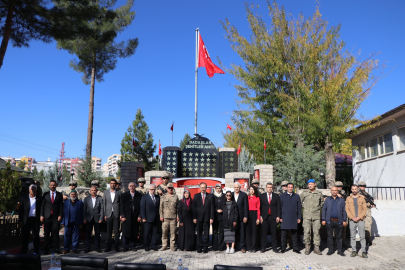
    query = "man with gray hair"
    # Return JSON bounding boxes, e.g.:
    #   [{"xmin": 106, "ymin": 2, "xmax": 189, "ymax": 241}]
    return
[
  {"xmin": 232, "ymin": 182, "xmax": 248, "ymax": 253},
  {"xmin": 83, "ymin": 185, "xmax": 104, "ymax": 253},
  {"xmin": 140, "ymin": 184, "xmax": 160, "ymax": 251},
  {"xmin": 19, "ymin": 184, "xmax": 42, "ymax": 254}
]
